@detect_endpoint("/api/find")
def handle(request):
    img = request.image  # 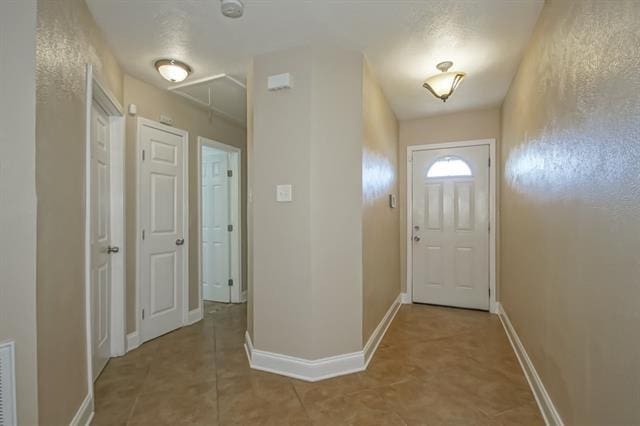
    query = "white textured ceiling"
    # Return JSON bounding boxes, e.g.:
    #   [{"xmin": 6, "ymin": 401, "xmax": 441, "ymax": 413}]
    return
[{"xmin": 86, "ymin": 0, "xmax": 543, "ymax": 121}]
